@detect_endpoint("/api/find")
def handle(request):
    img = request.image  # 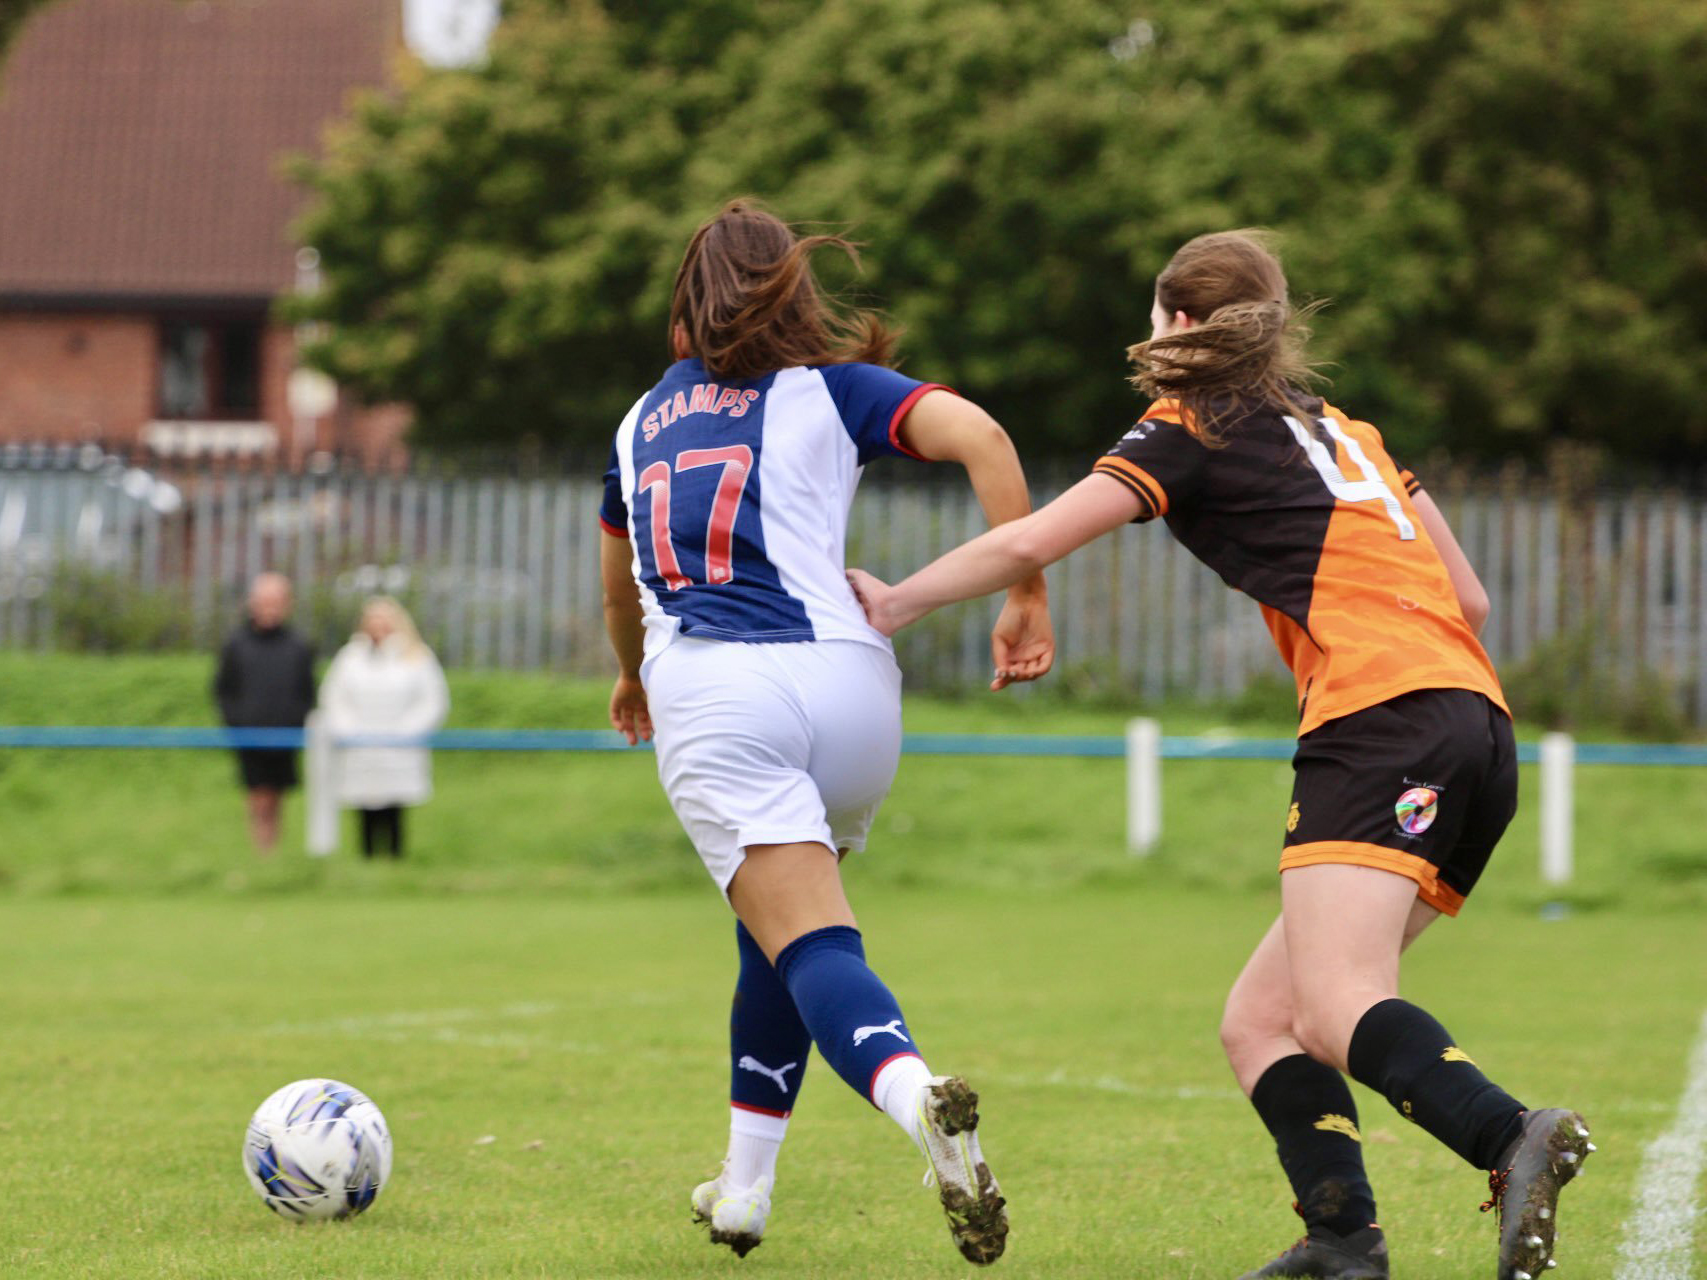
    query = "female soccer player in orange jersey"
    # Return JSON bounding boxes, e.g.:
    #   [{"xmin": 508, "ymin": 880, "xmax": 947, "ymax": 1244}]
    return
[{"xmin": 849, "ymin": 230, "xmax": 1590, "ymax": 1280}]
